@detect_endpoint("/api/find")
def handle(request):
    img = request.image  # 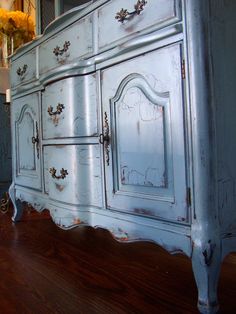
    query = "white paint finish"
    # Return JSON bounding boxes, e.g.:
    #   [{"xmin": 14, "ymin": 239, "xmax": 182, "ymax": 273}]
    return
[
  {"xmin": 98, "ymin": 0, "xmax": 181, "ymax": 49},
  {"xmin": 42, "ymin": 75, "xmax": 98, "ymax": 139}
]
